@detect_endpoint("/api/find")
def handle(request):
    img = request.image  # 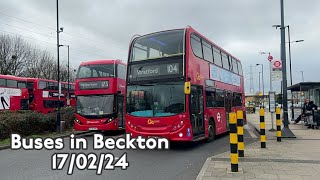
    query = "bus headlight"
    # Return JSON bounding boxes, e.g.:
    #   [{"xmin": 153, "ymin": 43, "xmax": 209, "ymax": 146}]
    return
[
  {"xmin": 171, "ymin": 120, "xmax": 185, "ymax": 132},
  {"xmin": 74, "ymin": 119, "xmax": 81, "ymax": 124}
]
